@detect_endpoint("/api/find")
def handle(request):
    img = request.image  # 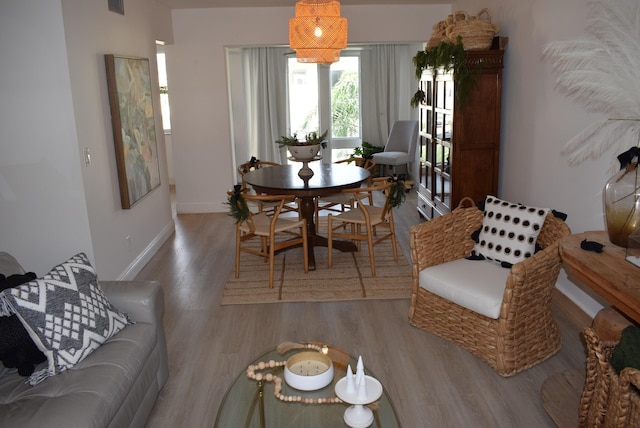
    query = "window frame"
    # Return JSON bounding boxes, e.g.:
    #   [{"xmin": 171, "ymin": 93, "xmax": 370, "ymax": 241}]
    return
[{"xmin": 286, "ymin": 51, "xmax": 363, "ymax": 163}]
